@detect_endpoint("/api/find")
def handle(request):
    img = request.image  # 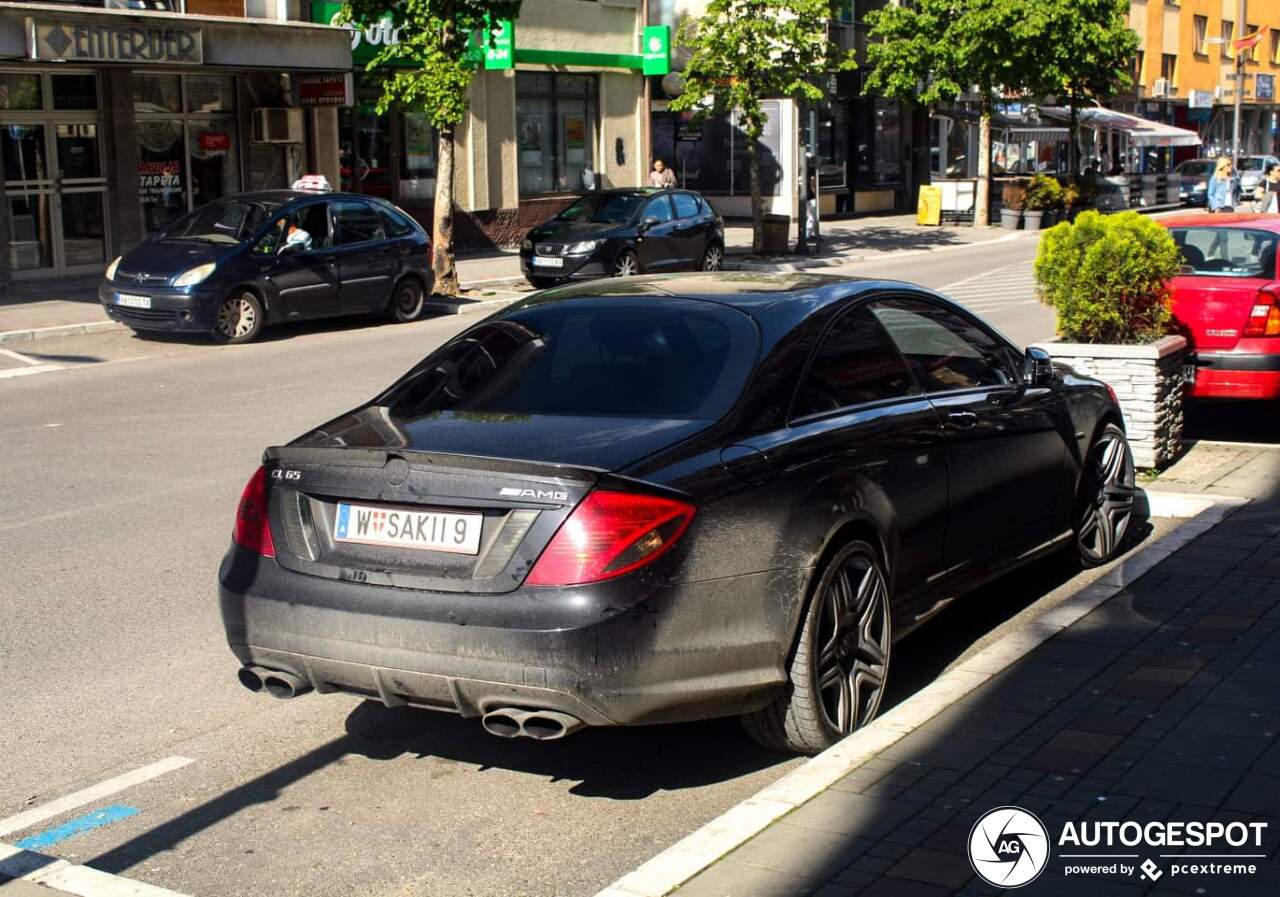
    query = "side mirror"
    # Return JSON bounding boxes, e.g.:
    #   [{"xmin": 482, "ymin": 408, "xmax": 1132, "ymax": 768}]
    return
[
  {"xmin": 1025, "ymin": 346, "xmax": 1054, "ymax": 387},
  {"xmin": 639, "ymin": 216, "xmax": 660, "ymax": 233}
]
